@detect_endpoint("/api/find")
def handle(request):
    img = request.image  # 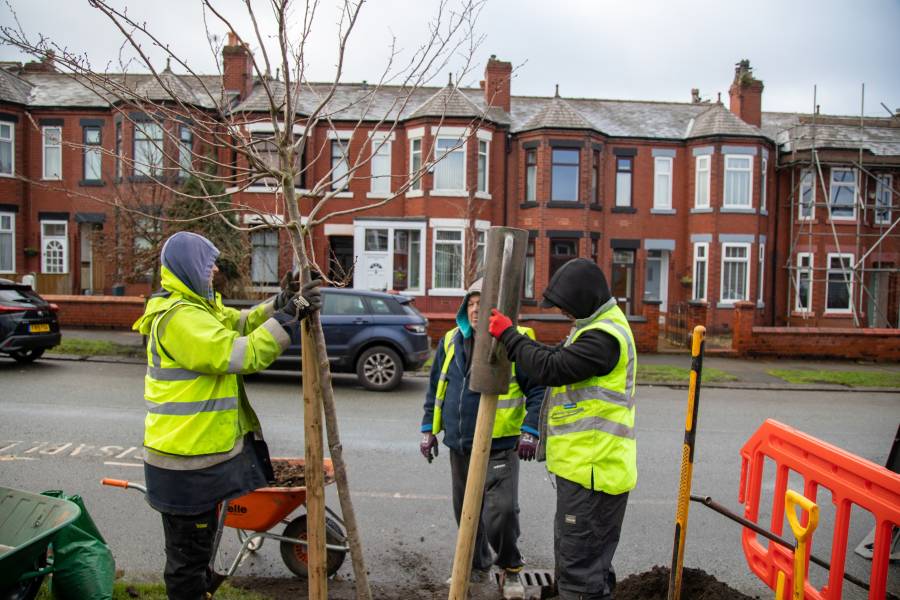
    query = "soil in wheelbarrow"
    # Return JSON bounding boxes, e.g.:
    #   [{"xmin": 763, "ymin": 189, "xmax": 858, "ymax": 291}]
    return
[
  {"xmin": 270, "ymin": 461, "xmax": 305, "ymax": 487},
  {"xmin": 230, "ymin": 565, "xmax": 763, "ymax": 599}
]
